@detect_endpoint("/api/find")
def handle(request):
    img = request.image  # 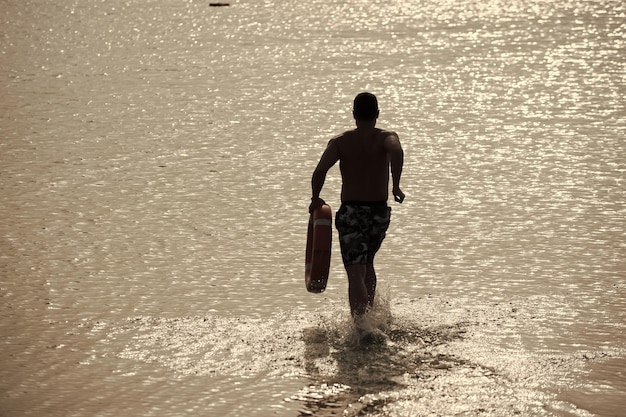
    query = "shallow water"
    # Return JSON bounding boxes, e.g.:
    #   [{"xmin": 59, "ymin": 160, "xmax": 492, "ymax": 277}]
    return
[{"xmin": 1, "ymin": 0, "xmax": 625, "ymax": 416}]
